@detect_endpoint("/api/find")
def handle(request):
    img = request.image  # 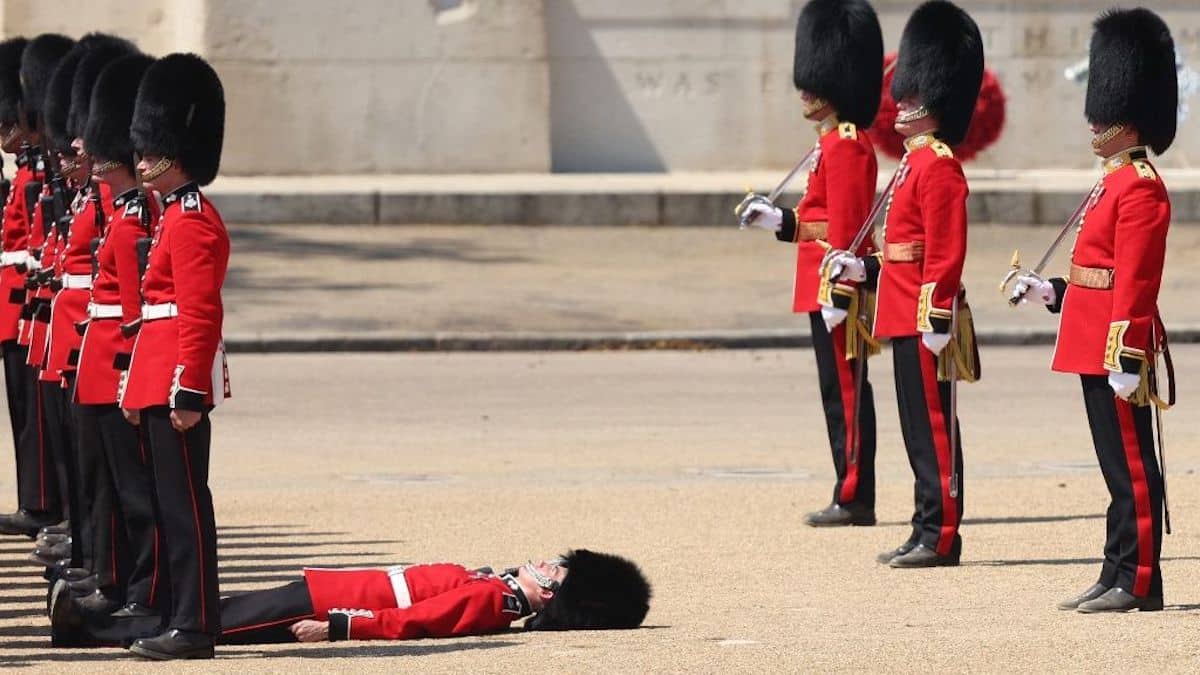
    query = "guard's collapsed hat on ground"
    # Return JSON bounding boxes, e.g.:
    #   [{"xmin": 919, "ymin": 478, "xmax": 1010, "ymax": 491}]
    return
[
  {"xmin": 85, "ymin": 53, "xmax": 154, "ymax": 169},
  {"xmin": 890, "ymin": 0, "xmax": 984, "ymax": 145},
  {"xmin": 524, "ymin": 550, "xmax": 652, "ymax": 630},
  {"xmin": 45, "ymin": 34, "xmax": 134, "ymax": 152},
  {"xmin": 793, "ymin": 0, "xmax": 884, "ymax": 128},
  {"xmin": 19, "ymin": 34, "xmax": 74, "ymax": 129},
  {"xmin": 1085, "ymin": 8, "xmax": 1177, "ymax": 155},
  {"xmin": 0, "ymin": 38, "xmax": 29, "ymax": 127},
  {"xmin": 130, "ymin": 53, "xmax": 225, "ymax": 185}
]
